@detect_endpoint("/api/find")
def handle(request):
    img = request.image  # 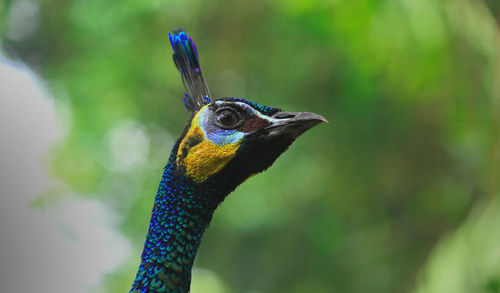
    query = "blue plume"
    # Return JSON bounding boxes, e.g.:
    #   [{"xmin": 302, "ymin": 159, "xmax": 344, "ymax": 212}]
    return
[{"xmin": 169, "ymin": 29, "xmax": 211, "ymax": 112}]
